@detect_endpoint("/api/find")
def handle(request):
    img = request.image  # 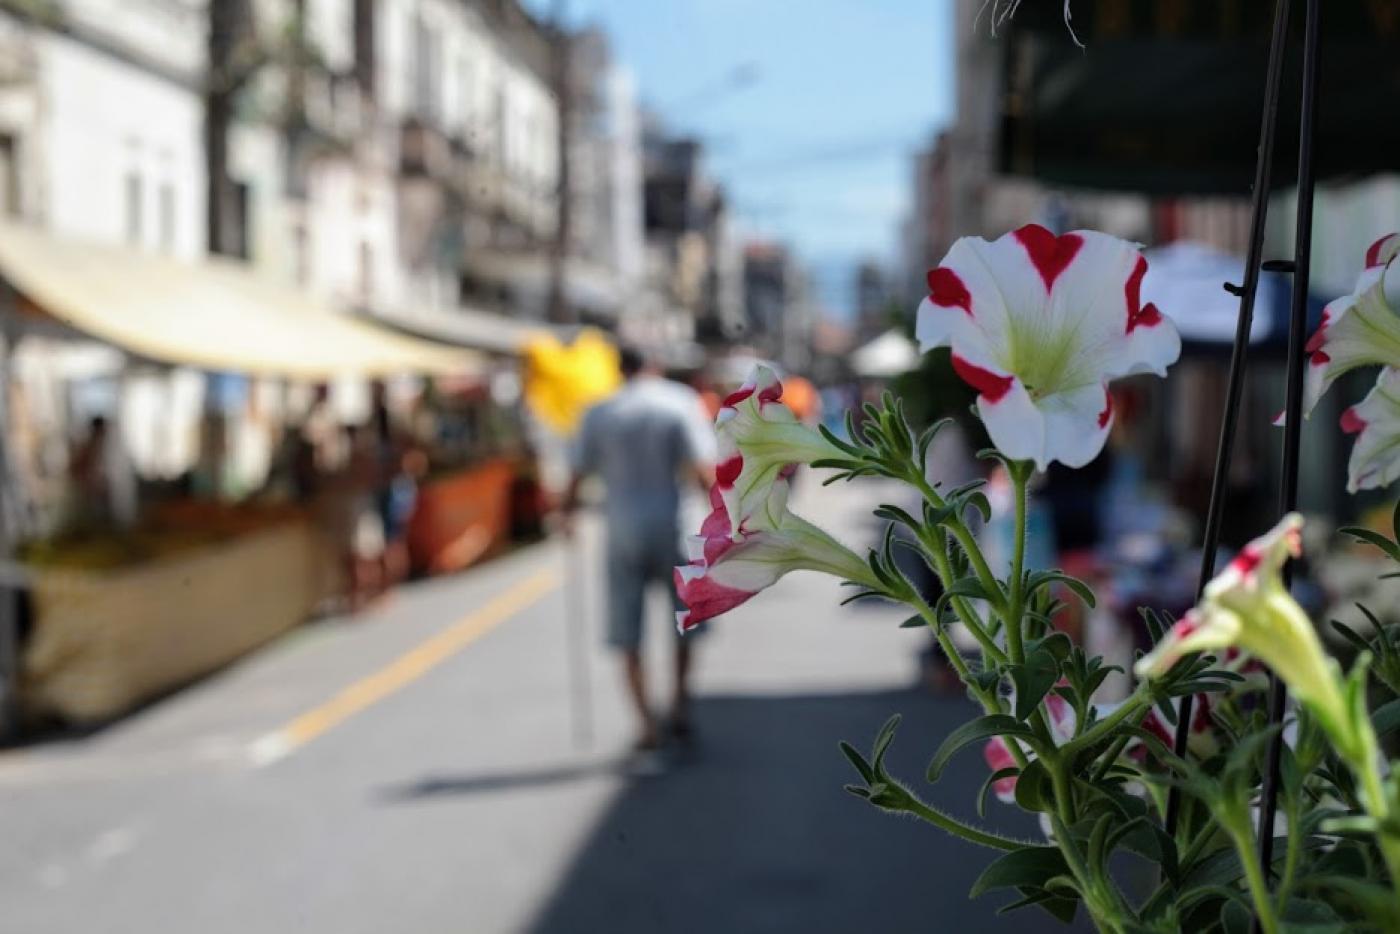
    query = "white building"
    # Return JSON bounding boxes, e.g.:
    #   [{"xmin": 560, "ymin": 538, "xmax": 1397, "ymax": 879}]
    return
[{"xmin": 0, "ymin": 2, "xmax": 206, "ymax": 258}]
